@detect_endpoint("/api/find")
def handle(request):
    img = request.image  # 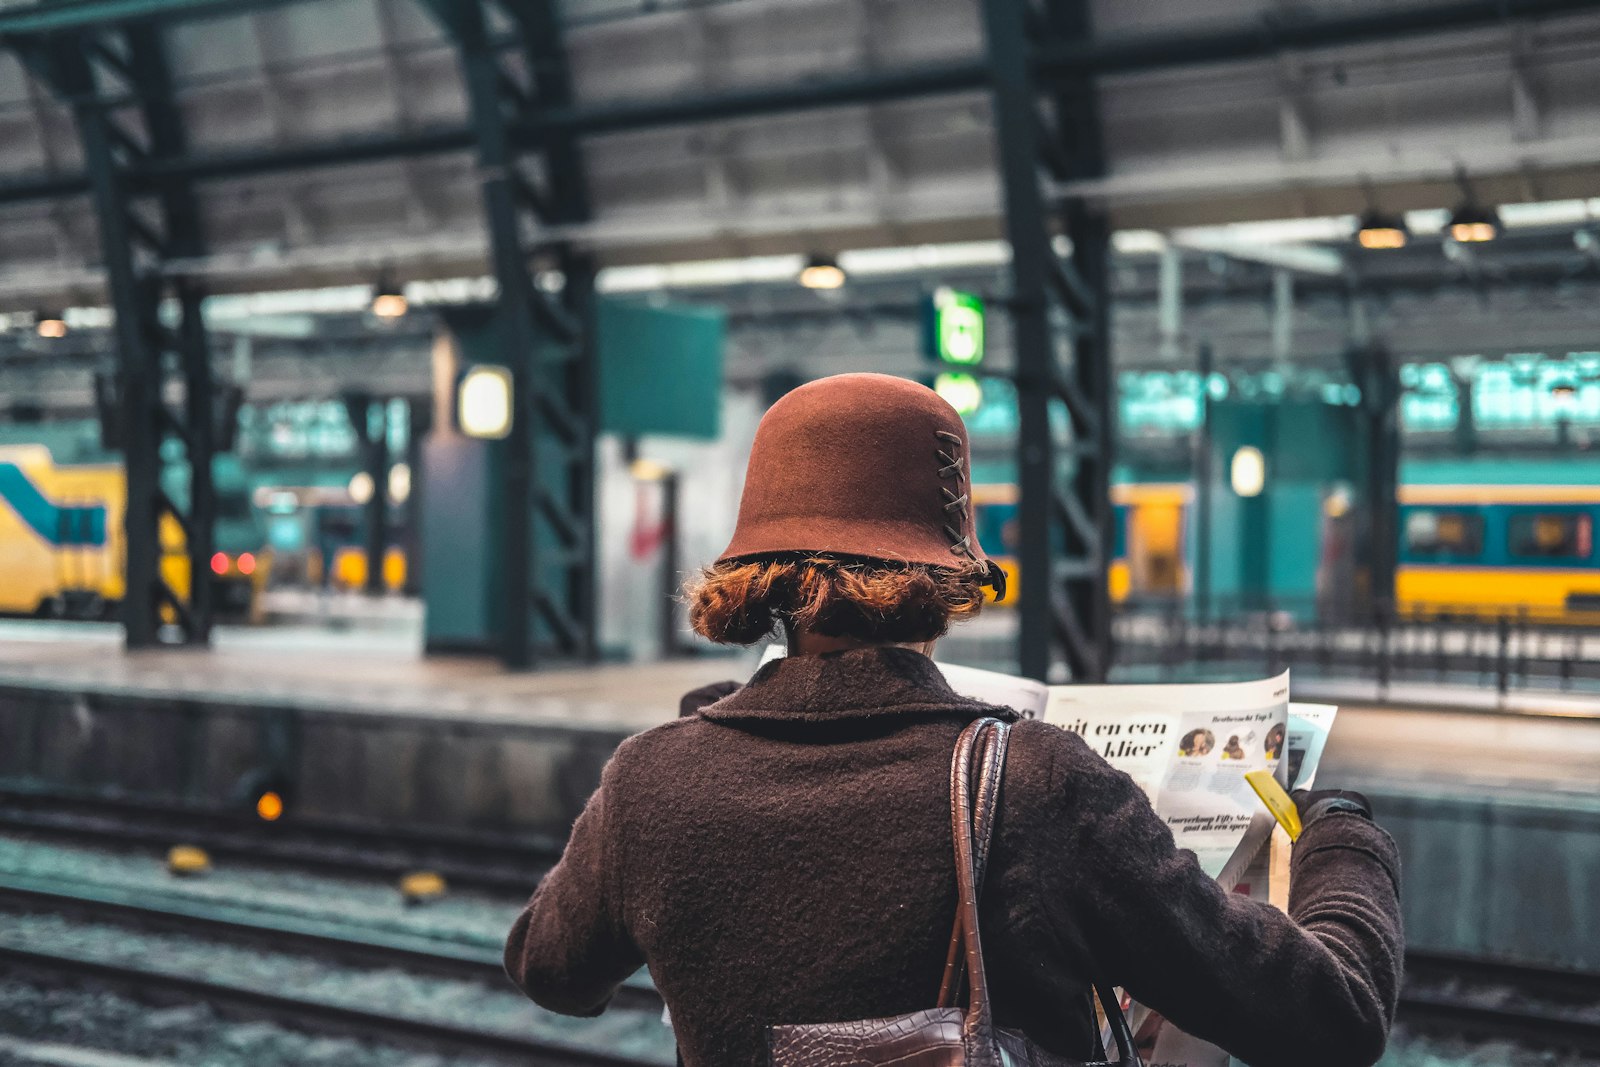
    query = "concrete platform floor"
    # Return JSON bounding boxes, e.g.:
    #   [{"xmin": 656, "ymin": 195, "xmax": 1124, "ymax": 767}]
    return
[
  {"xmin": 2, "ymin": 618, "xmax": 1598, "ymax": 803},
  {"xmin": 0, "ymin": 619, "xmax": 754, "ymax": 734}
]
